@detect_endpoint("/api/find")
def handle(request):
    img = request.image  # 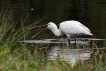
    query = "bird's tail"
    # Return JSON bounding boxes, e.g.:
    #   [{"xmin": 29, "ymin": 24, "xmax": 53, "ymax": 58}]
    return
[{"xmin": 89, "ymin": 33, "xmax": 93, "ymax": 36}]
